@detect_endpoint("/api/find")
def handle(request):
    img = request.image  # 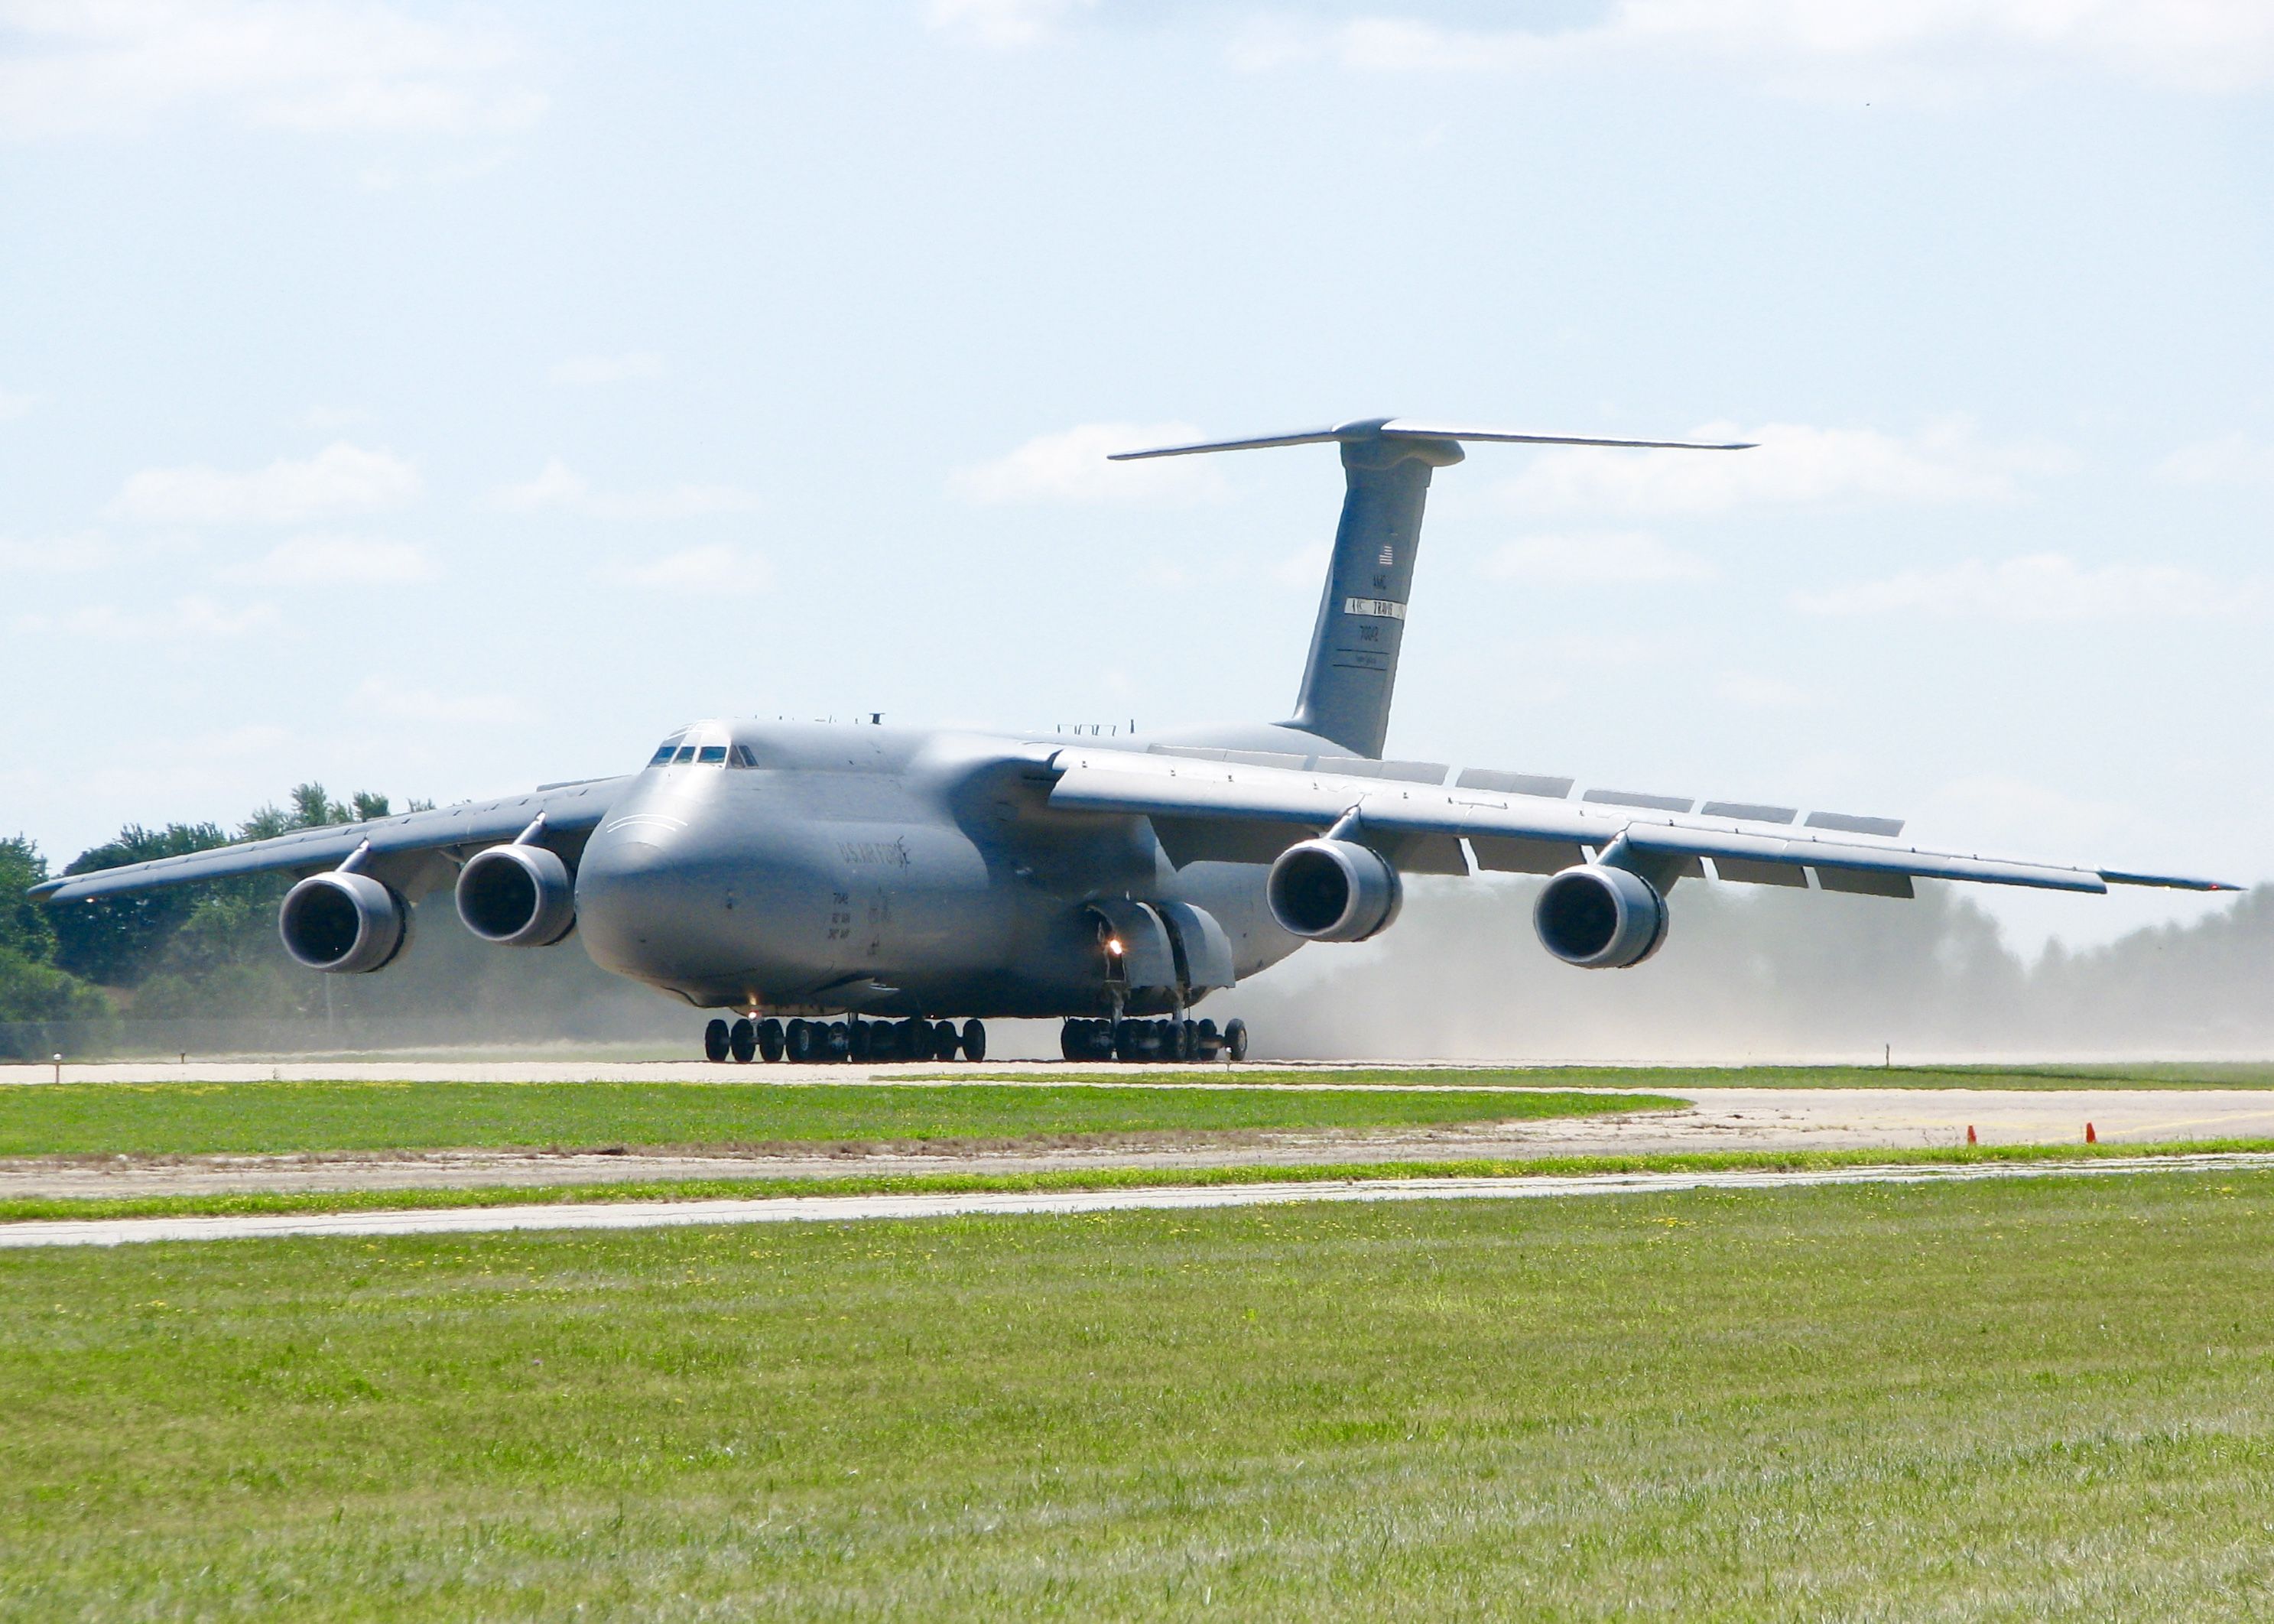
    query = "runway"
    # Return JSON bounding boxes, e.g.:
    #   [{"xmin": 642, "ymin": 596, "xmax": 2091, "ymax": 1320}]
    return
[{"xmin": 5, "ymin": 1151, "xmax": 2269, "ymax": 1249}]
